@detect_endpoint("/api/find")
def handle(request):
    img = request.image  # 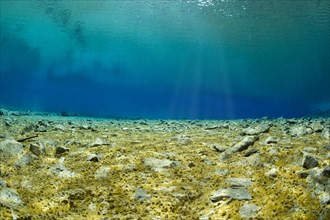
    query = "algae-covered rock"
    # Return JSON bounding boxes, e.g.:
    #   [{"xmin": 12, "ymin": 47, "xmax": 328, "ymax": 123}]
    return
[
  {"xmin": 0, "ymin": 187, "xmax": 24, "ymax": 208},
  {"xmin": 143, "ymin": 158, "xmax": 180, "ymax": 172},
  {"xmin": 210, "ymin": 188, "xmax": 252, "ymax": 202},
  {"xmin": 239, "ymin": 203, "xmax": 260, "ymax": 219},
  {"xmin": 0, "ymin": 139, "xmax": 24, "ymax": 160}
]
